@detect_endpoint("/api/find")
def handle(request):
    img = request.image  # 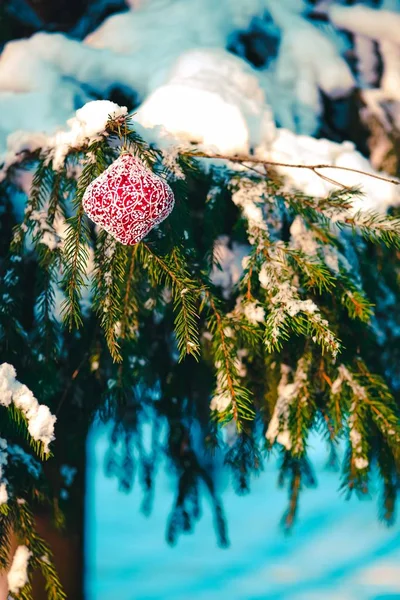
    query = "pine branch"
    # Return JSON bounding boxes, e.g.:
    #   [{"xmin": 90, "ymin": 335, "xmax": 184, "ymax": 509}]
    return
[
  {"xmin": 281, "ymin": 247, "xmax": 335, "ymax": 294},
  {"xmin": 142, "ymin": 244, "xmax": 201, "ymax": 361},
  {"xmin": 2, "ymin": 110, "xmax": 400, "ymax": 548},
  {"xmin": 336, "ymin": 271, "xmax": 374, "ymax": 322},
  {"xmin": 34, "ymin": 260, "xmax": 61, "ymax": 361},
  {"xmin": 0, "ymin": 505, "xmax": 13, "ymax": 569},
  {"xmin": 12, "ymin": 501, "xmax": 66, "ymax": 600},
  {"xmin": 11, "ymin": 158, "xmax": 54, "ymax": 254},
  {"xmin": 340, "ymin": 211, "xmax": 400, "ymax": 249},
  {"xmin": 5, "ymin": 404, "xmax": 49, "ymax": 461},
  {"xmin": 287, "ymin": 356, "xmax": 316, "ymax": 458},
  {"xmin": 206, "ymin": 292, "xmax": 255, "ymax": 427},
  {"xmin": 32, "ymin": 170, "xmax": 66, "ymax": 359},
  {"xmin": 92, "ymin": 232, "xmax": 127, "ymax": 362},
  {"xmin": 224, "ymin": 434, "xmax": 262, "ymax": 493},
  {"xmin": 278, "ymin": 454, "xmax": 316, "ymax": 530},
  {"xmin": 119, "ymin": 245, "xmax": 140, "ymax": 342},
  {"xmin": 262, "ymin": 266, "xmax": 341, "ymax": 358},
  {"xmin": 376, "ymin": 441, "xmax": 397, "ymax": 525},
  {"xmin": 283, "ymin": 187, "xmax": 362, "ymax": 225},
  {"xmin": 61, "ymin": 143, "xmax": 109, "ymax": 330}
]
